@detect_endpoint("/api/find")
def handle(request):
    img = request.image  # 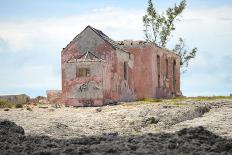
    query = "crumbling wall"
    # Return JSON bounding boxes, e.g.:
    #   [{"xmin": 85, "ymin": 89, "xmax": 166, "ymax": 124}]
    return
[
  {"xmin": 61, "ymin": 27, "xmax": 180, "ymax": 106},
  {"xmin": 61, "ymin": 27, "xmax": 115, "ymax": 106},
  {"xmin": 67, "ymin": 61, "xmax": 103, "ymax": 99},
  {"xmin": 126, "ymin": 46, "xmax": 157, "ymax": 99},
  {"xmin": 114, "ymin": 49, "xmax": 134, "ymax": 101},
  {"xmin": 62, "ymin": 61, "xmax": 105, "ymax": 106},
  {"xmin": 153, "ymin": 47, "xmax": 181, "ymax": 98},
  {"xmin": 0, "ymin": 94, "xmax": 30, "ymax": 105},
  {"xmin": 61, "ymin": 27, "xmax": 134, "ymax": 106},
  {"xmin": 46, "ymin": 90, "xmax": 62, "ymax": 104},
  {"xmin": 120, "ymin": 40, "xmax": 181, "ymax": 99}
]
